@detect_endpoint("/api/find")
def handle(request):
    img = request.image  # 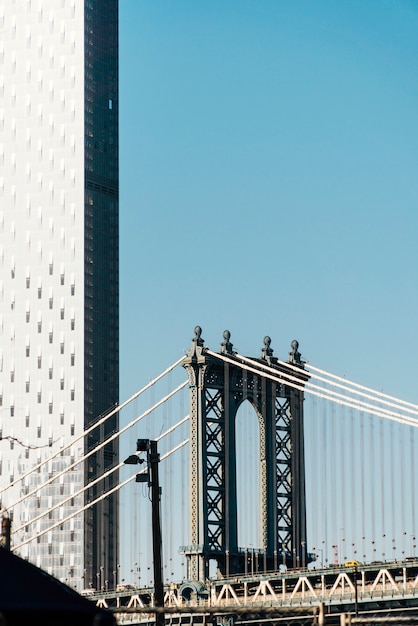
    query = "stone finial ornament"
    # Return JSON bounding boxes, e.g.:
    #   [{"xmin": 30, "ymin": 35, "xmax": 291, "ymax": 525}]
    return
[
  {"xmin": 220, "ymin": 330, "xmax": 234, "ymax": 355},
  {"xmin": 261, "ymin": 335, "xmax": 276, "ymax": 364},
  {"xmin": 193, "ymin": 325, "xmax": 204, "ymax": 345},
  {"xmin": 186, "ymin": 325, "xmax": 205, "ymax": 359},
  {"xmin": 288, "ymin": 339, "xmax": 303, "ymax": 365}
]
